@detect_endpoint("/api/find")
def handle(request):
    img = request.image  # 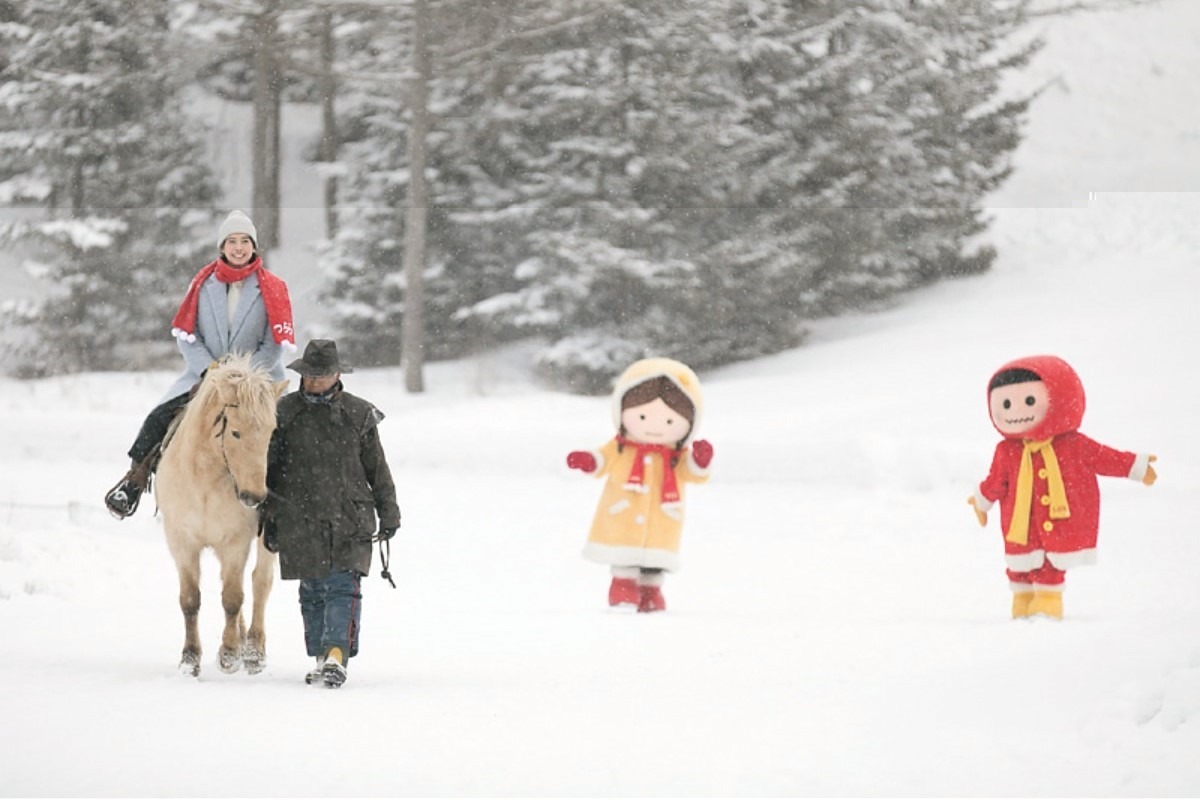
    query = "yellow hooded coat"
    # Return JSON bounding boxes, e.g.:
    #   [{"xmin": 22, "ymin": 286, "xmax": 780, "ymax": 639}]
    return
[{"xmin": 580, "ymin": 358, "xmax": 710, "ymax": 572}]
